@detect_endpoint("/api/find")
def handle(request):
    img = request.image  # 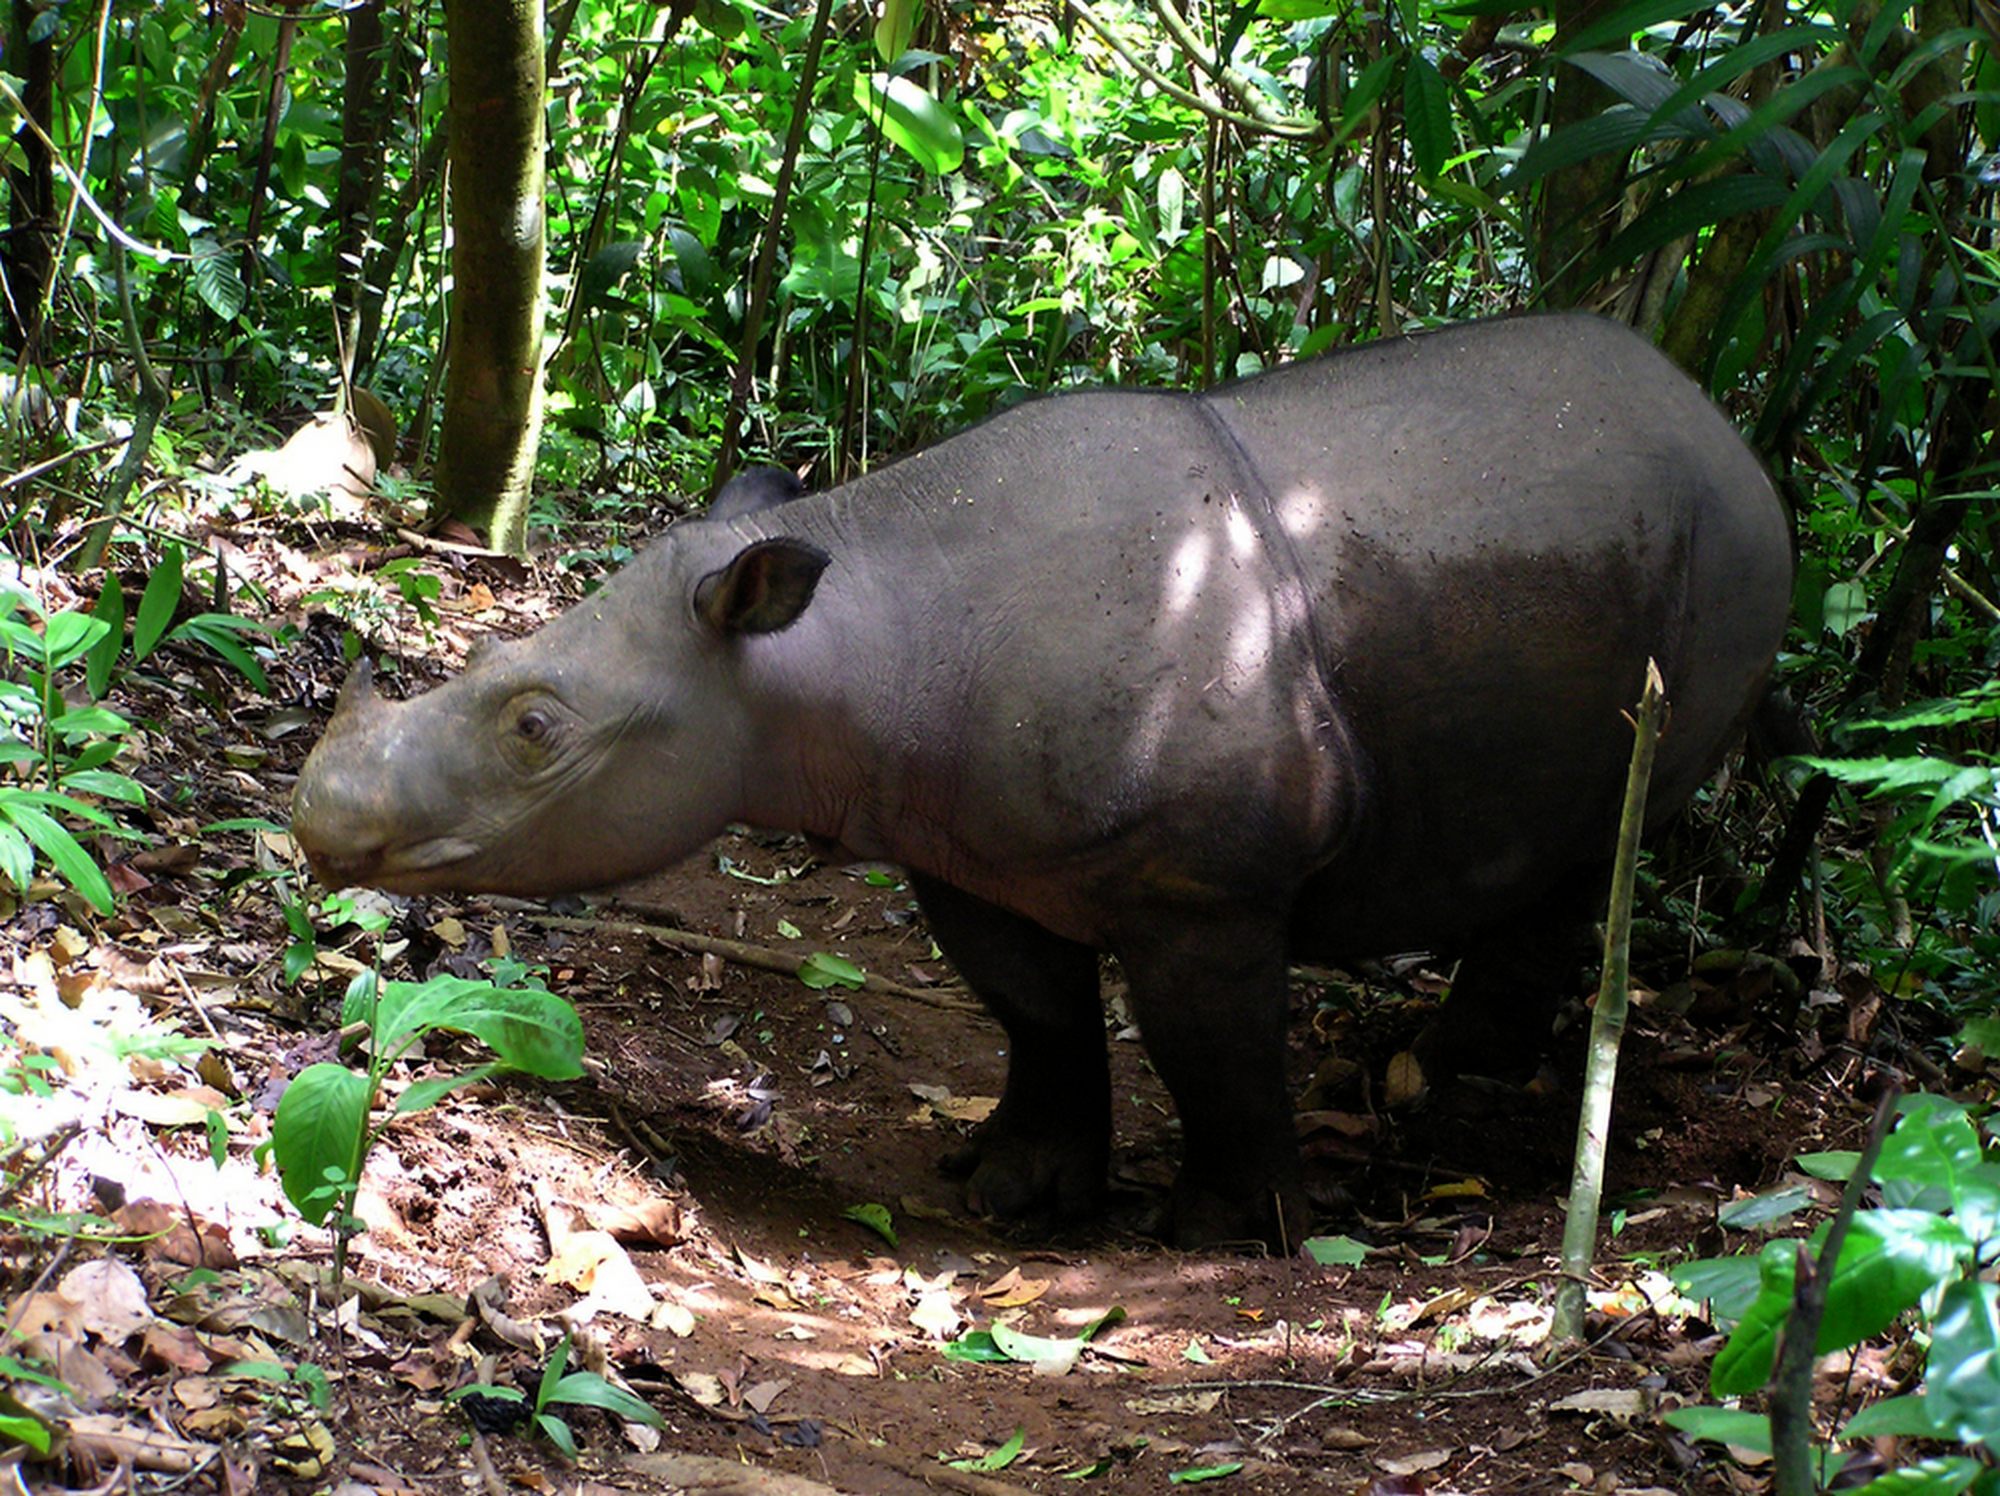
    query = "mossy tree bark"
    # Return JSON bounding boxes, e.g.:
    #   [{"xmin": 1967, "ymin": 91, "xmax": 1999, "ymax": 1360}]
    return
[
  {"xmin": 438, "ymin": 0, "xmax": 546, "ymax": 556},
  {"xmin": 1534, "ymin": 0, "xmax": 1627, "ymax": 308}
]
